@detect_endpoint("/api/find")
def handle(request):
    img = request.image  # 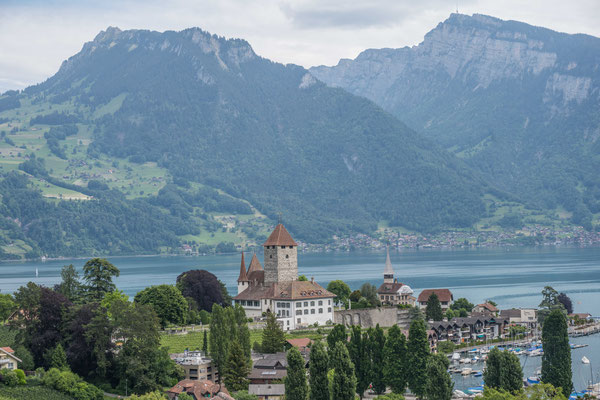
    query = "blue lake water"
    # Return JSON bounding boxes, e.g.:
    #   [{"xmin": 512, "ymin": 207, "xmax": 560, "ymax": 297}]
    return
[{"xmin": 1, "ymin": 246, "xmax": 599, "ymax": 390}]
